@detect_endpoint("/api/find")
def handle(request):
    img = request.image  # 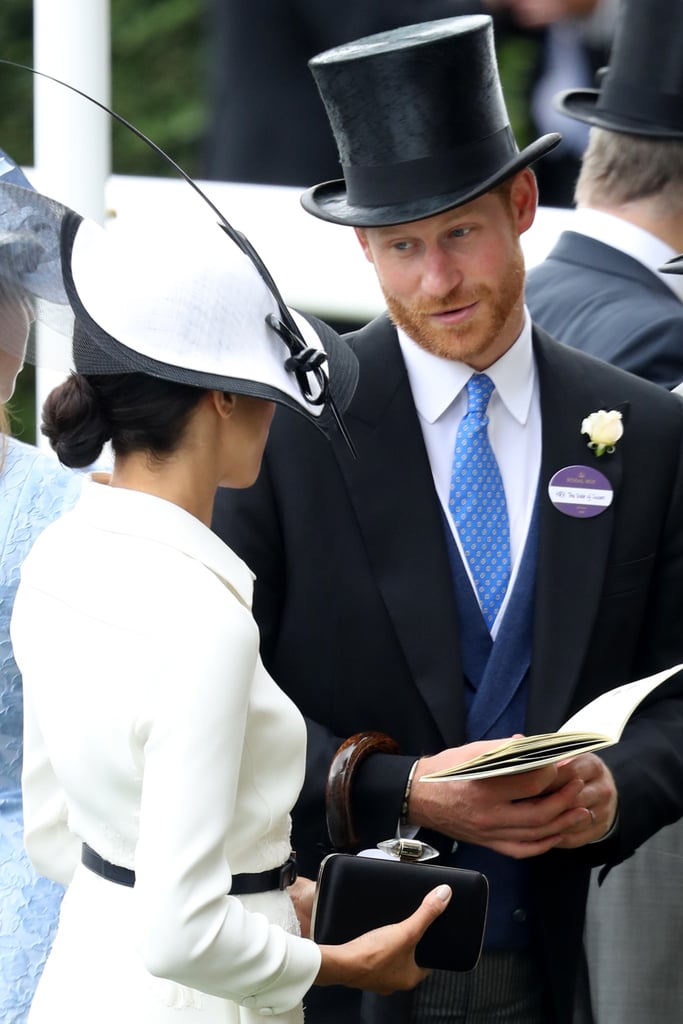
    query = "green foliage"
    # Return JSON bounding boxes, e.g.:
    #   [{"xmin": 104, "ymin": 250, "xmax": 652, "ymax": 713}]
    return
[
  {"xmin": 7, "ymin": 363, "xmax": 35, "ymax": 443},
  {"xmin": 0, "ymin": 2, "xmax": 34, "ymax": 166},
  {"xmin": 497, "ymin": 36, "xmax": 541, "ymax": 150},
  {"xmin": 0, "ymin": 0, "xmax": 206, "ymax": 173},
  {"xmin": 0, "ymin": 0, "xmax": 207, "ymax": 439},
  {"xmin": 111, "ymin": 0, "xmax": 206, "ymax": 177}
]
